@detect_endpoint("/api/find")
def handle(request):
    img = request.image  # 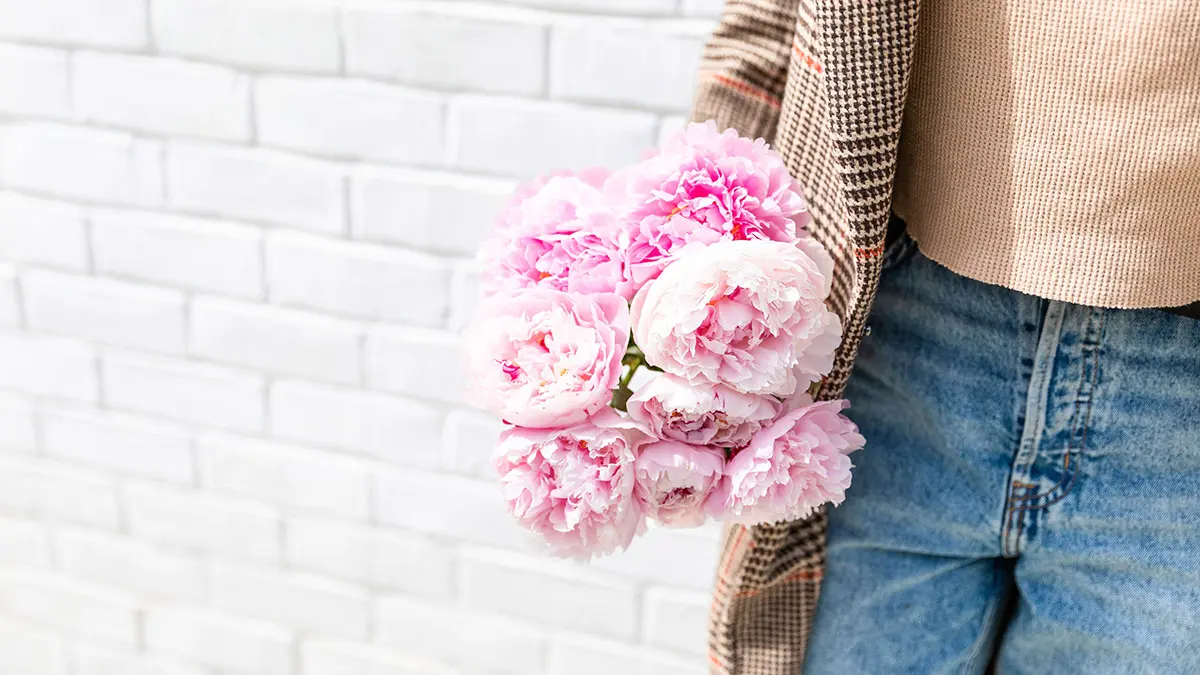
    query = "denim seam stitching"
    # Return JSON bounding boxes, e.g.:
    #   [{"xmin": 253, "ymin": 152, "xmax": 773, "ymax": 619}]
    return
[
  {"xmin": 1002, "ymin": 302, "xmax": 1064, "ymax": 556},
  {"xmin": 1007, "ymin": 327, "xmax": 1087, "ymax": 505},
  {"xmin": 1007, "ymin": 309, "xmax": 1103, "ymax": 512}
]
